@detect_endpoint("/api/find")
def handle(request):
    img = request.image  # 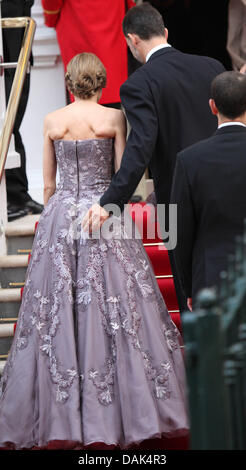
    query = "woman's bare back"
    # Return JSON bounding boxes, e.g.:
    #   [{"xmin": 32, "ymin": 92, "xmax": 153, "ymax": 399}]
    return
[{"xmin": 46, "ymin": 101, "xmax": 124, "ymax": 142}]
